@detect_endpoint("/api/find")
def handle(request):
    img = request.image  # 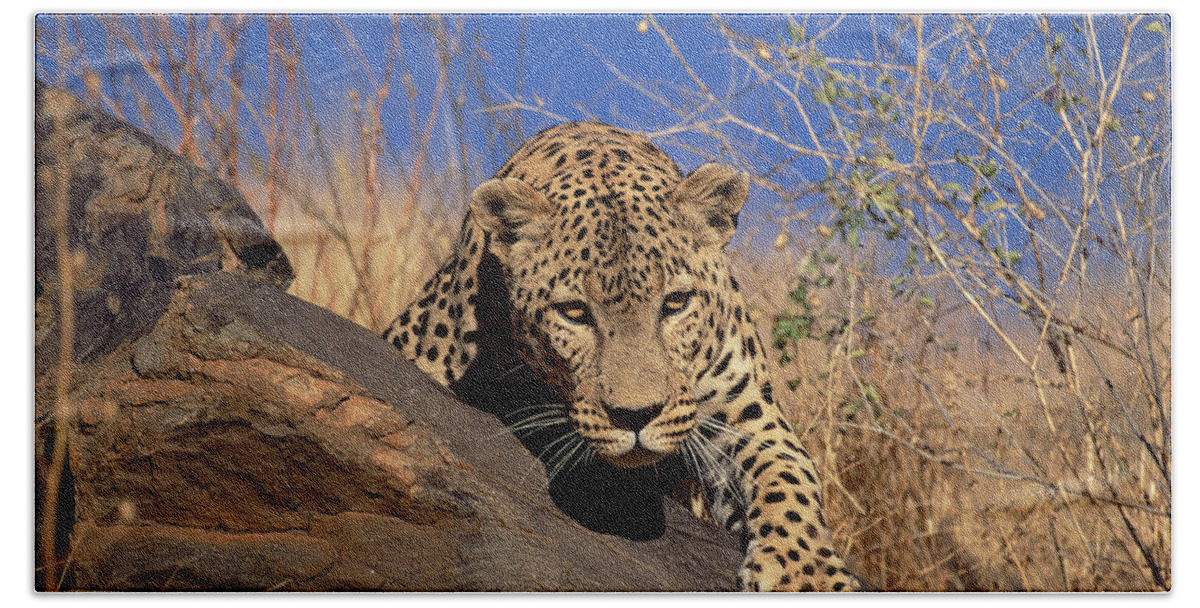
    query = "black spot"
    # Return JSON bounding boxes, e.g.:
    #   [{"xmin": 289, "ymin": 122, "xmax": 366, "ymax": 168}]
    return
[
  {"xmin": 833, "ymin": 582, "xmax": 846, "ymax": 591},
  {"xmin": 763, "ymin": 491, "xmax": 785, "ymax": 504},
  {"xmin": 775, "ymin": 526, "xmax": 789, "ymax": 538},
  {"xmin": 761, "ymin": 382, "xmax": 774, "ymax": 404},
  {"xmin": 711, "ymin": 351, "xmax": 733, "ymax": 377},
  {"xmin": 759, "ymin": 524, "xmax": 772, "ymax": 537},
  {"xmin": 818, "ymin": 547, "xmax": 833, "ymax": 558},
  {"xmin": 576, "ymin": 149, "xmax": 593, "ymax": 161},
  {"xmin": 752, "ymin": 461, "xmax": 771, "ymax": 478},
  {"xmin": 725, "ymin": 374, "xmax": 750, "ymax": 401},
  {"xmin": 426, "ymin": 345, "xmax": 439, "ymax": 362},
  {"xmin": 787, "ymin": 549, "xmax": 801, "ymax": 561},
  {"xmin": 434, "ymin": 323, "xmax": 449, "ymax": 338},
  {"xmin": 735, "ymin": 402, "xmax": 762, "ymax": 423},
  {"xmin": 555, "ymin": 154, "xmax": 567, "ymax": 167},
  {"xmin": 741, "ymin": 455, "xmax": 758, "ymax": 472},
  {"xmin": 826, "ymin": 566, "xmax": 838, "ymax": 576},
  {"xmin": 778, "ymin": 471, "xmax": 800, "ymax": 485},
  {"xmin": 802, "ymin": 565, "xmax": 815, "ymax": 576},
  {"xmin": 796, "ymin": 538, "xmax": 810, "ymax": 551},
  {"xmin": 806, "ymin": 524, "xmax": 818, "ymax": 539},
  {"xmin": 785, "ymin": 510, "xmax": 802, "ymax": 522},
  {"xmin": 795, "ymin": 492, "xmax": 810, "ymax": 506}
]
